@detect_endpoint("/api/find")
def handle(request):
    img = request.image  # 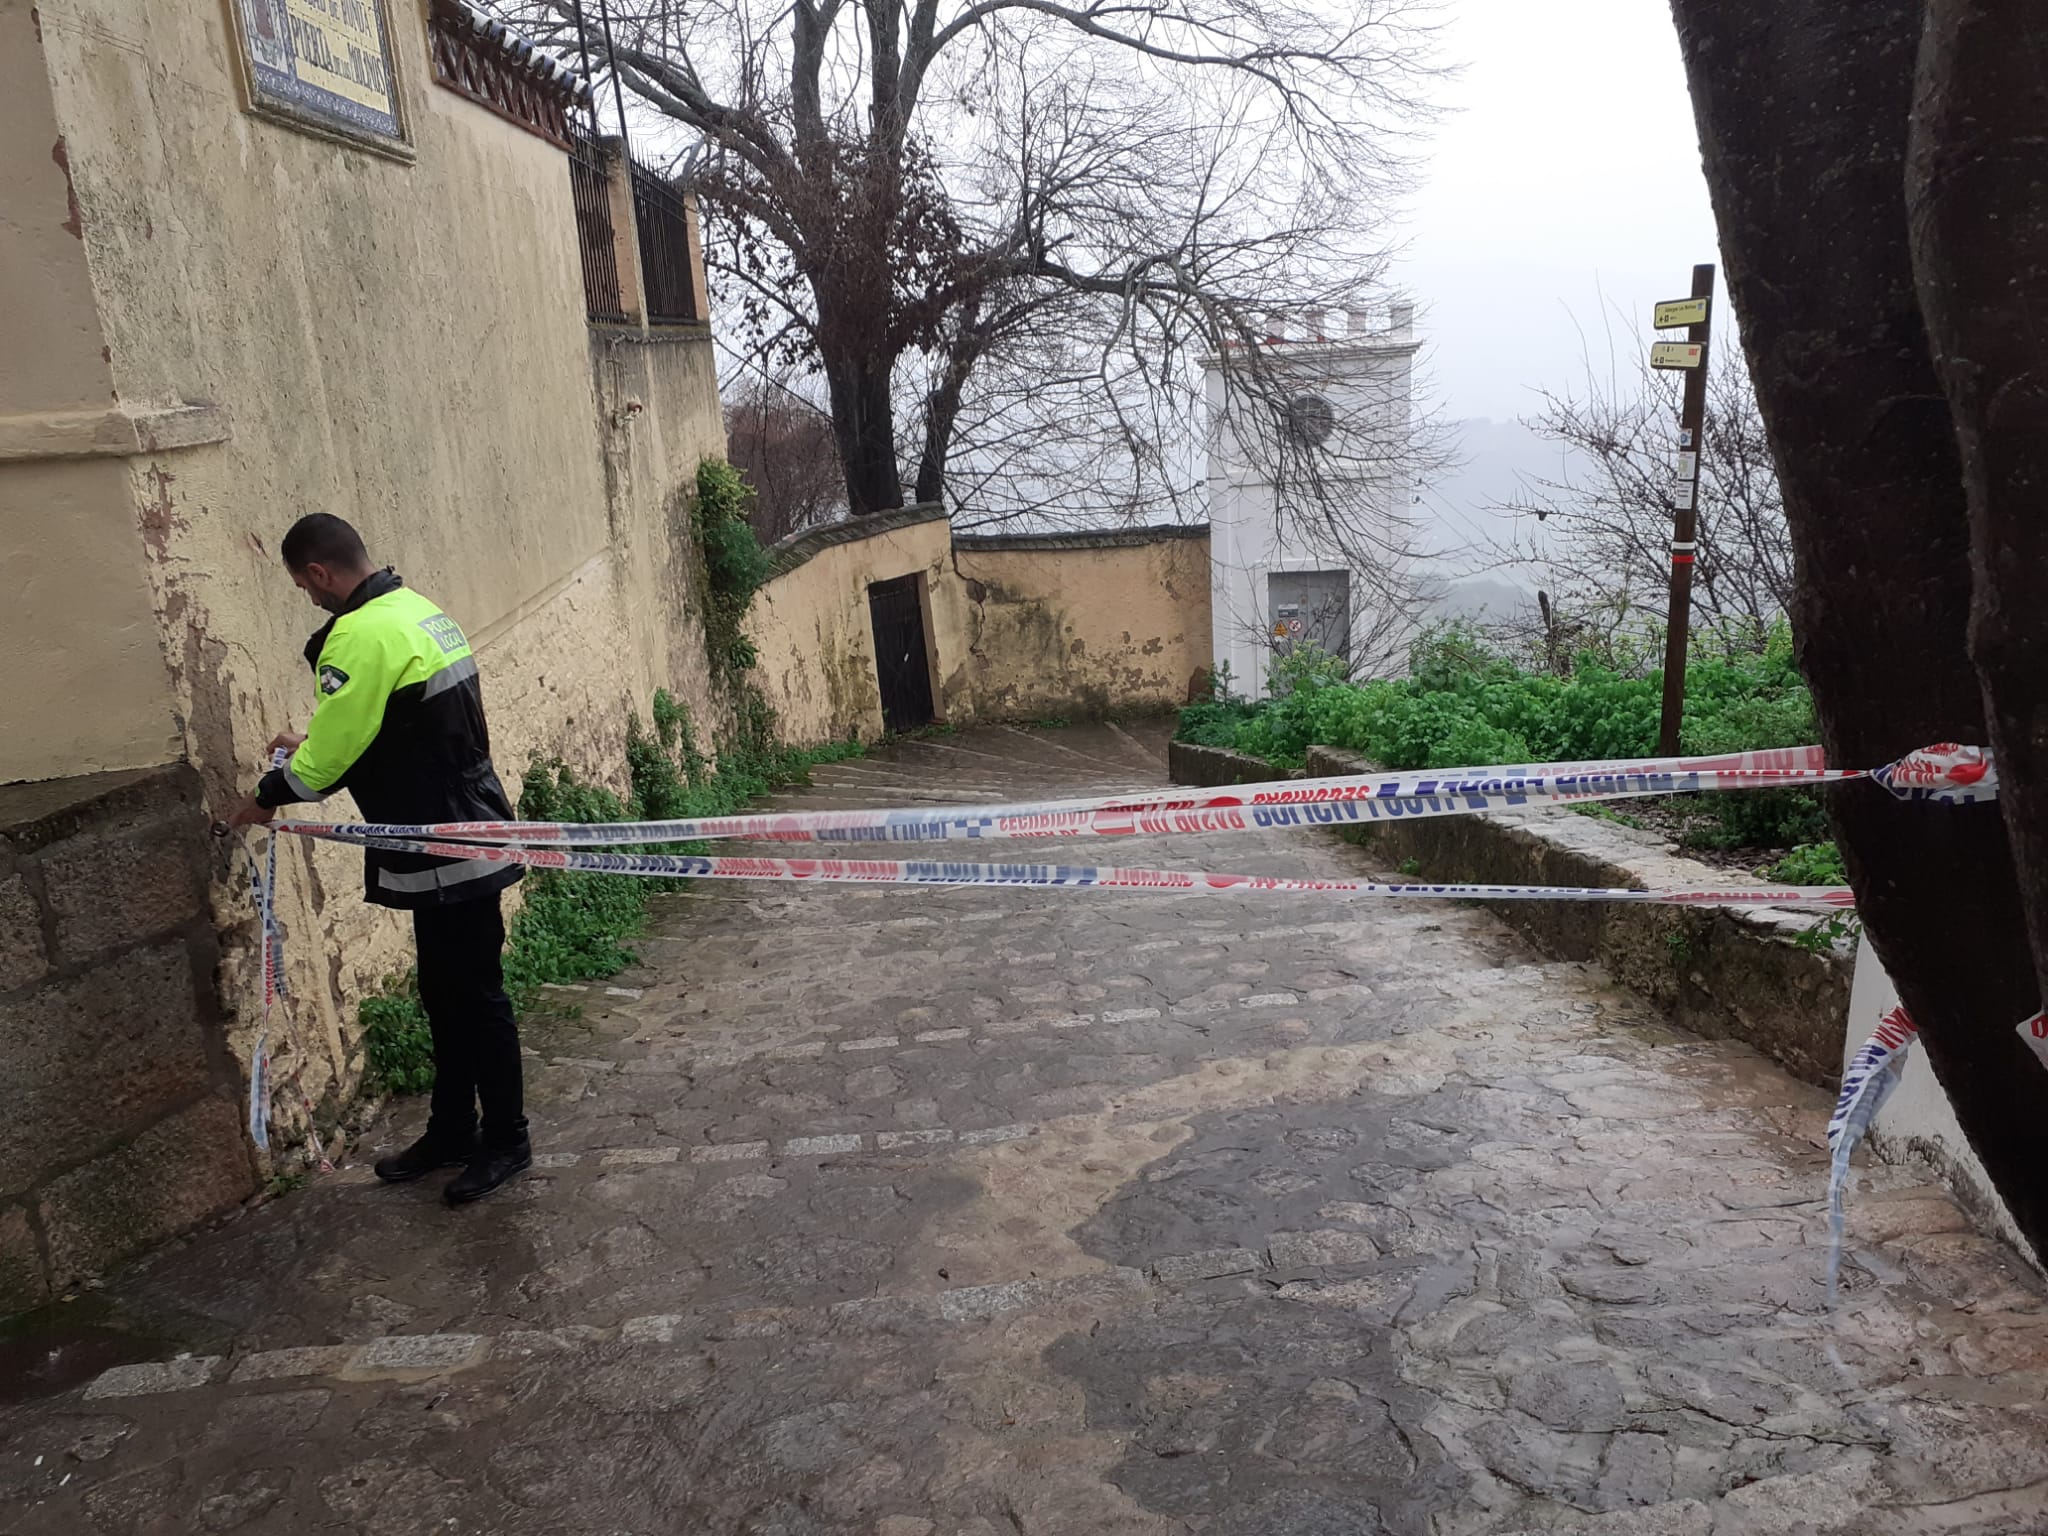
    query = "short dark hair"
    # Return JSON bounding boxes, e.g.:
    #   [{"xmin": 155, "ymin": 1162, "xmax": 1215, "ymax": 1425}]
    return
[{"xmin": 280, "ymin": 513, "xmax": 369, "ymax": 572}]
